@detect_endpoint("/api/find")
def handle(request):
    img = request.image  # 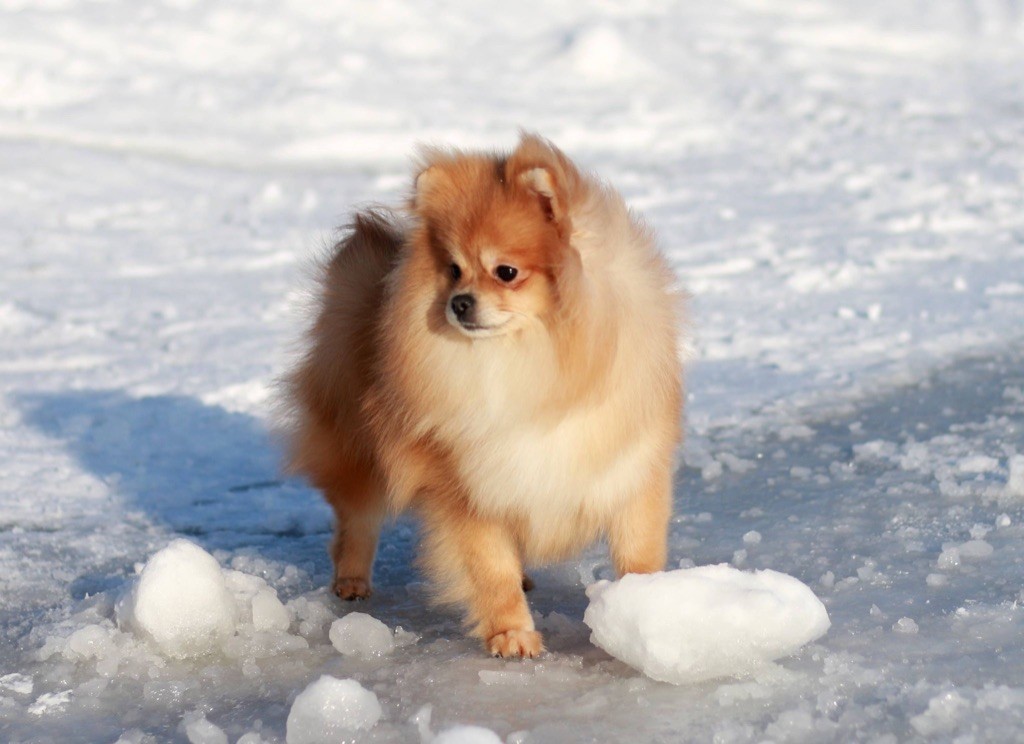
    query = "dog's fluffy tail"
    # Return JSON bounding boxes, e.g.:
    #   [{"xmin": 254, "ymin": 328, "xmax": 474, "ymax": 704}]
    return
[{"xmin": 282, "ymin": 208, "xmax": 404, "ymax": 490}]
